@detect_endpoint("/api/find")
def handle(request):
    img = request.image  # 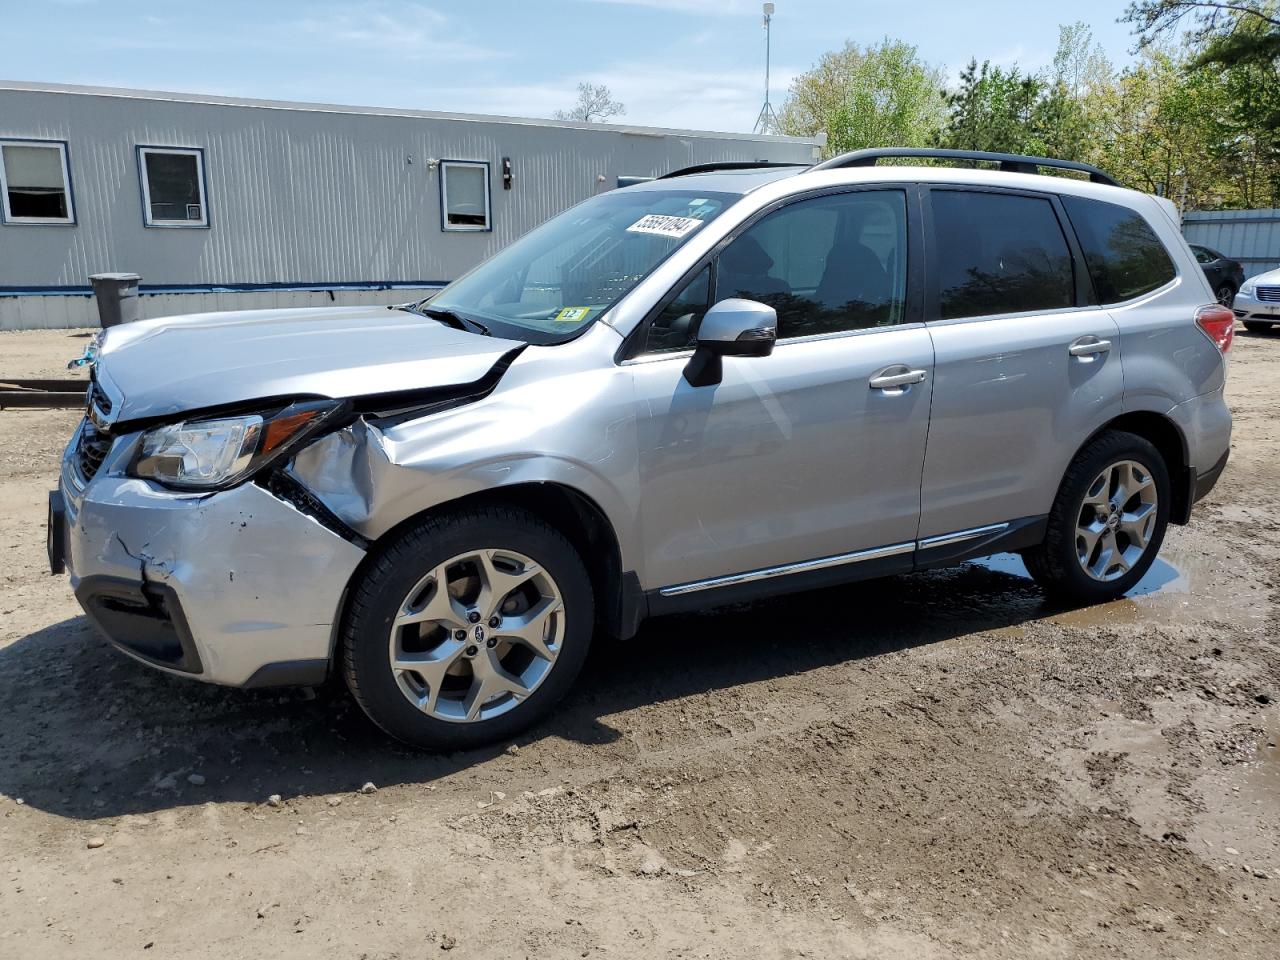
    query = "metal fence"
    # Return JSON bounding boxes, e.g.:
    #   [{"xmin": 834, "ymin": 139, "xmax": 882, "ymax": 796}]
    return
[{"xmin": 1182, "ymin": 208, "xmax": 1280, "ymax": 277}]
